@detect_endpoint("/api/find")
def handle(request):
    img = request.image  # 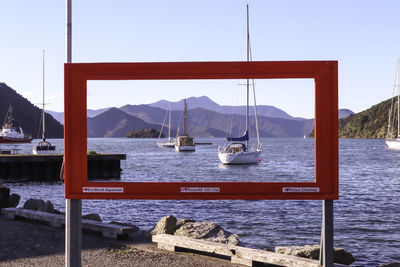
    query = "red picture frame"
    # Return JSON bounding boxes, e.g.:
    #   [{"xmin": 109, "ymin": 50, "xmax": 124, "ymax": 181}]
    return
[{"xmin": 64, "ymin": 61, "xmax": 338, "ymax": 200}]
